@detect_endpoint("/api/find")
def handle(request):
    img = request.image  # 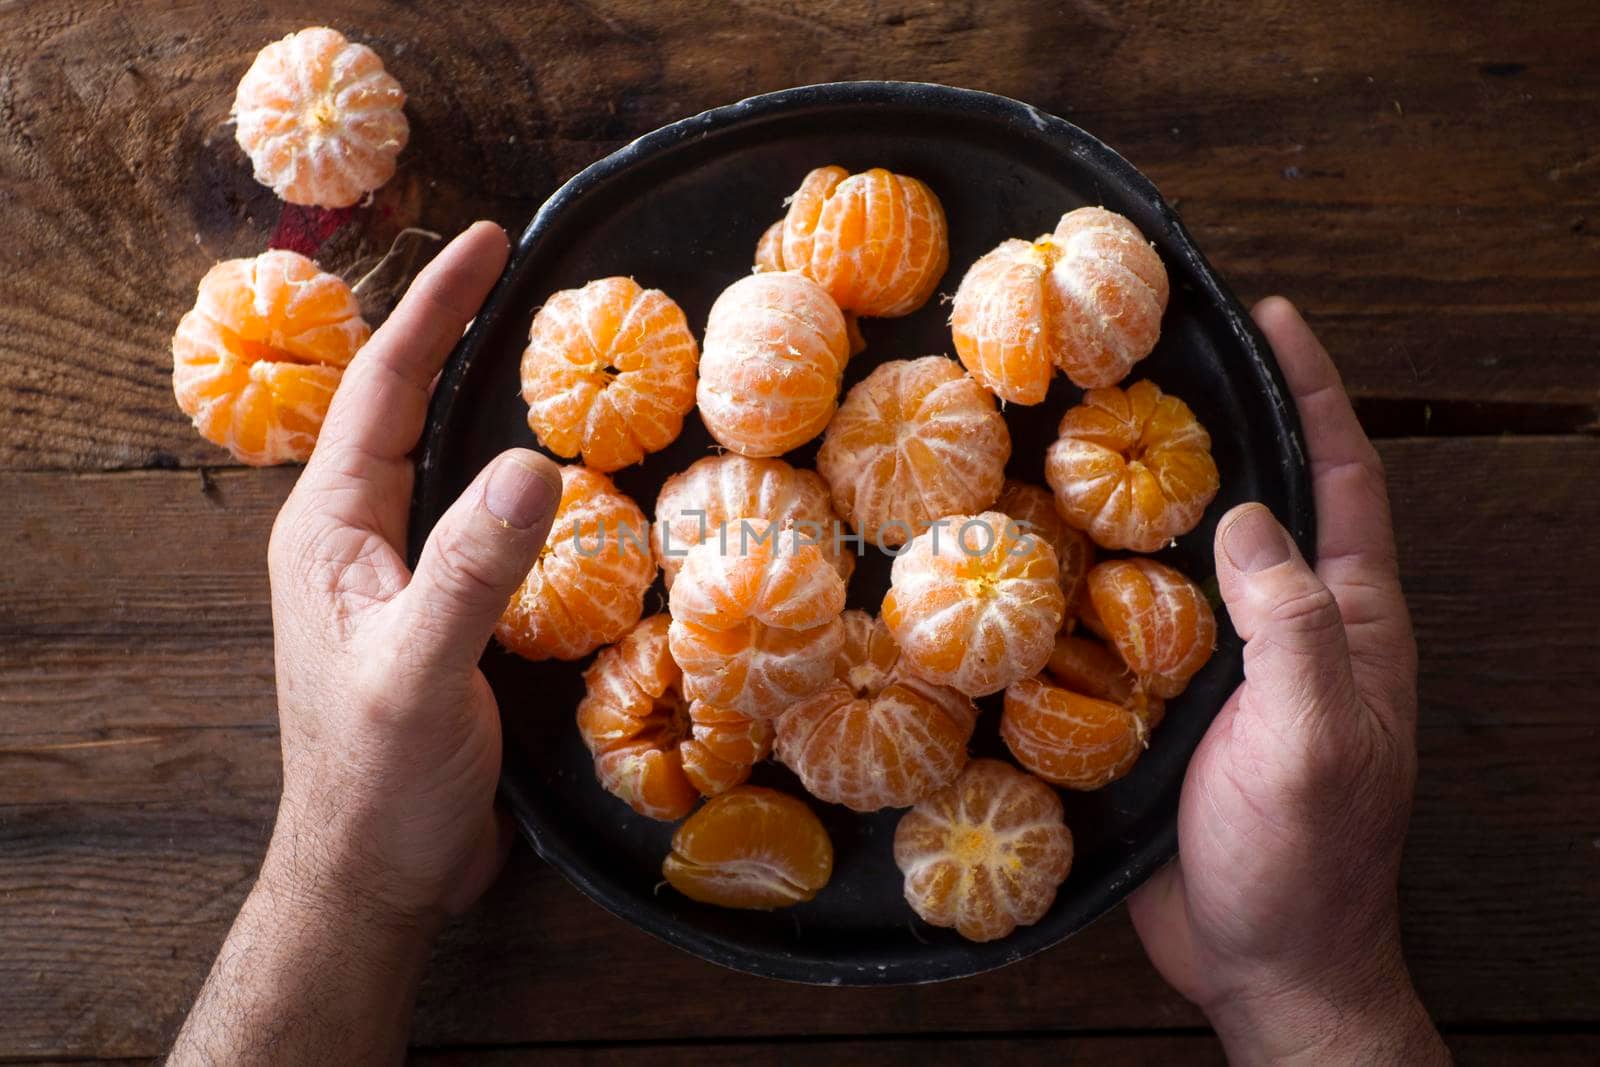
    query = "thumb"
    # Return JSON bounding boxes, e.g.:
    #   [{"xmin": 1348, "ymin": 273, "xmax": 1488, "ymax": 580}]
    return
[
  {"xmin": 399, "ymin": 449, "xmax": 562, "ymax": 675},
  {"xmin": 1216, "ymin": 503, "xmax": 1362, "ymax": 737}
]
